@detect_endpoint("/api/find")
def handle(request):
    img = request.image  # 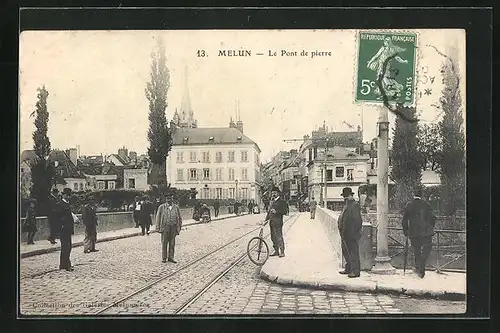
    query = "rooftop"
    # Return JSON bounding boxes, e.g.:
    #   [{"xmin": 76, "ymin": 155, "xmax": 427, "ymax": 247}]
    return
[{"xmin": 172, "ymin": 127, "xmax": 261, "ymax": 152}]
